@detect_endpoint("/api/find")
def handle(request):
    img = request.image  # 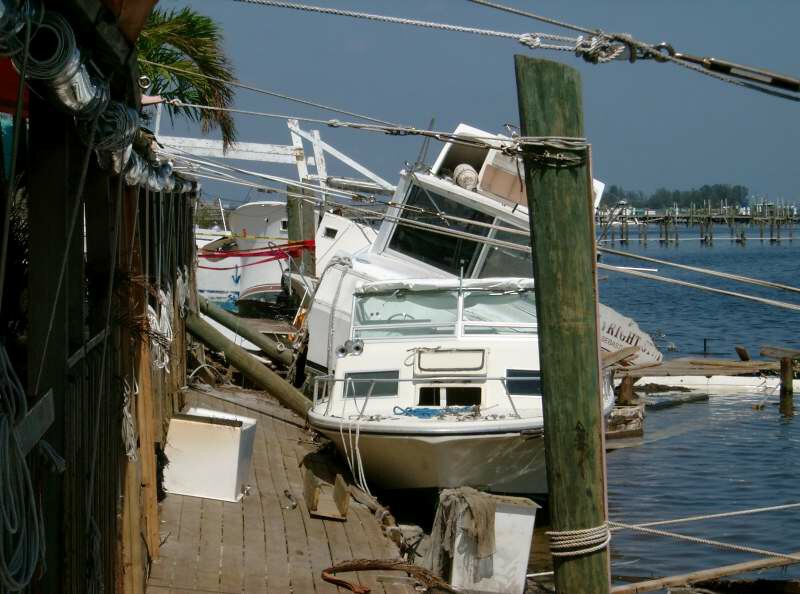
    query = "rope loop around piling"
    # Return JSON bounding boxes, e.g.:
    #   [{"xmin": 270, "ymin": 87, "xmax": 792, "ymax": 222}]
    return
[{"xmin": 547, "ymin": 523, "xmax": 611, "ymax": 557}]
